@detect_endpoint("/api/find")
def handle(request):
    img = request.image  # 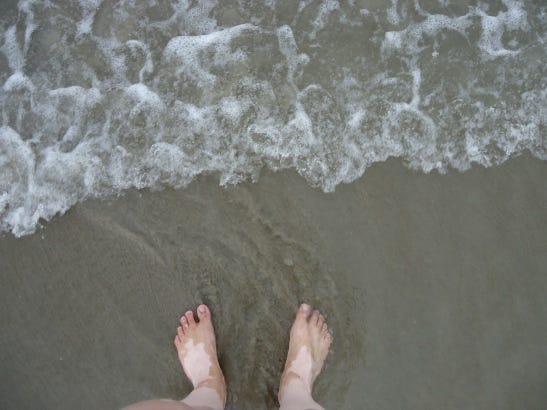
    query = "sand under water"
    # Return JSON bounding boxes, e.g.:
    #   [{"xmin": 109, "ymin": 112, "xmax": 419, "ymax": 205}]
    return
[
  {"xmin": 1, "ymin": 1, "xmax": 546, "ymax": 409},
  {"xmin": 1, "ymin": 155, "xmax": 546, "ymax": 410}
]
